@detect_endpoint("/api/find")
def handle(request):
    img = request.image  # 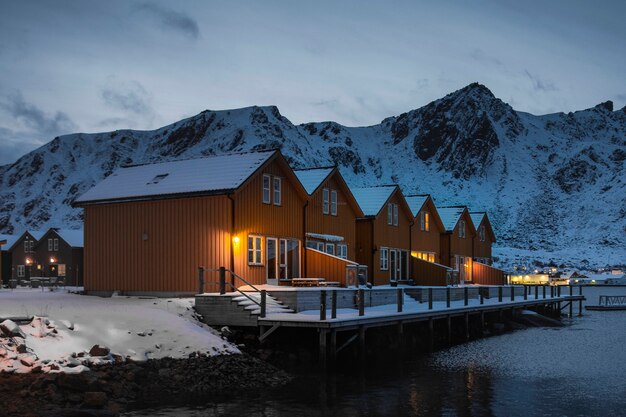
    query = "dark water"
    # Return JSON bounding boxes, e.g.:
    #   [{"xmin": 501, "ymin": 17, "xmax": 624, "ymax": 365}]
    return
[{"xmin": 125, "ymin": 286, "xmax": 626, "ymax": 417}]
